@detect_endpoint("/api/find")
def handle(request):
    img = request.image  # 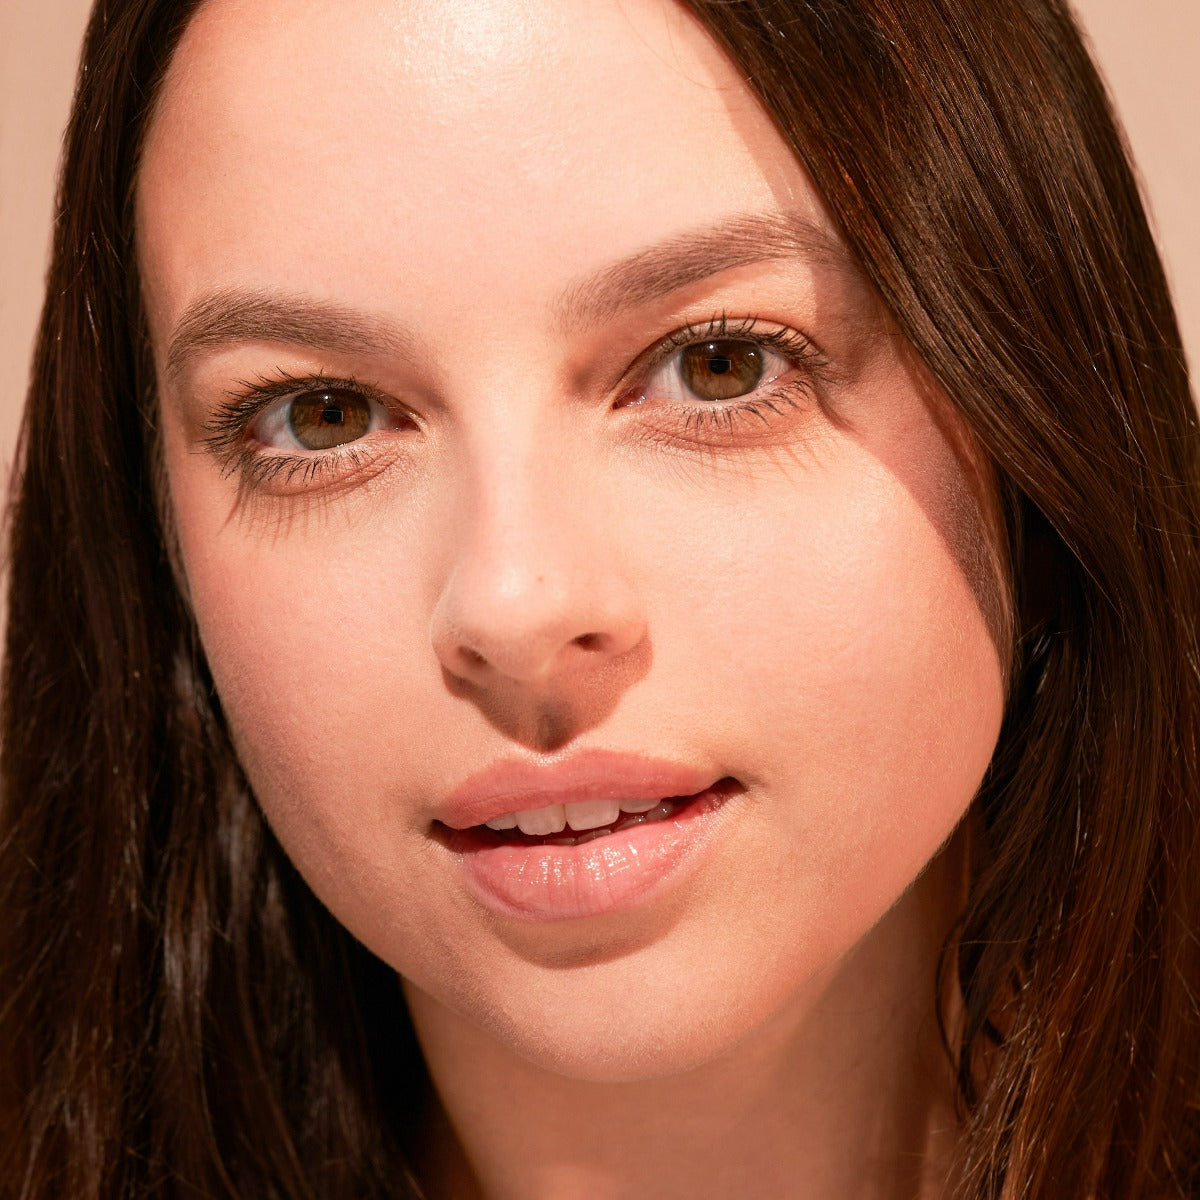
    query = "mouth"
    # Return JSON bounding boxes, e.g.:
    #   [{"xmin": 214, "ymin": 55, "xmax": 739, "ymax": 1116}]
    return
[
  {"xmin": 435, "ymin": 757, "xmax": 742, "ymax": 919},
  {"xmin": 437, "ymin": 780, "xmax": 739, "ymax": 850}
]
